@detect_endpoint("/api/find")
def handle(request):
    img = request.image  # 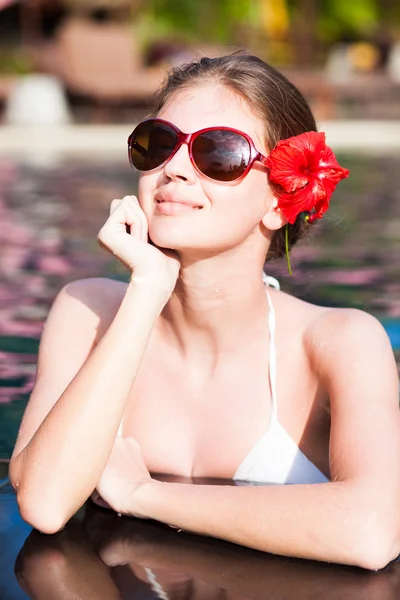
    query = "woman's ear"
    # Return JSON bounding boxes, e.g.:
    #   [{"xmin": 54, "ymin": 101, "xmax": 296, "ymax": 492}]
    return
[{"xmin": 261, "ymin": 193, "xmax": 287, "ymax": 231}]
